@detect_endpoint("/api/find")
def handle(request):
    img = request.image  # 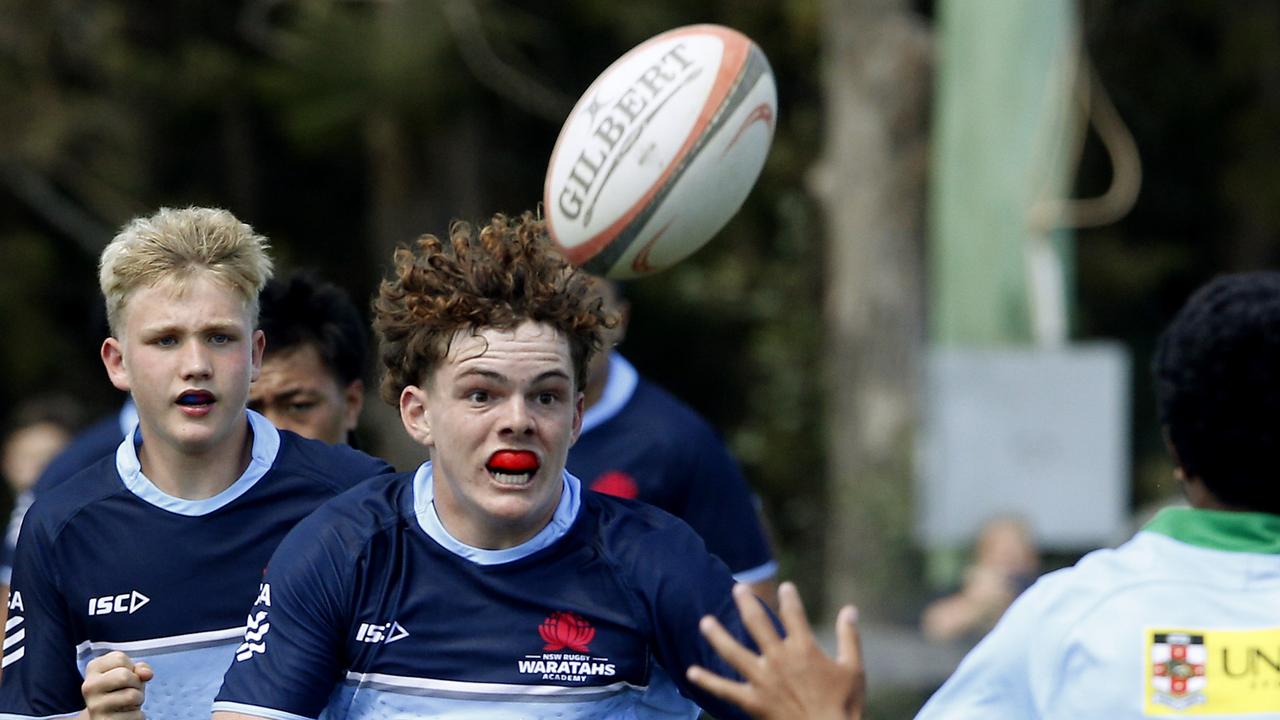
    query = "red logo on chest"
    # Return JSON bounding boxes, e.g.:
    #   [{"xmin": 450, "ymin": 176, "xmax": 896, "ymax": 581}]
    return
[{"xmin": 539, "ymin": 611, "xmax": 596, "ymax": 653}]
